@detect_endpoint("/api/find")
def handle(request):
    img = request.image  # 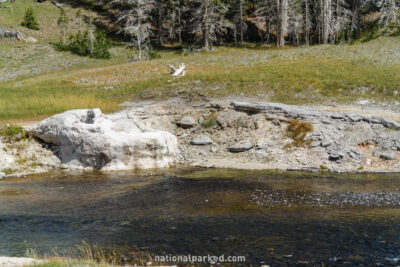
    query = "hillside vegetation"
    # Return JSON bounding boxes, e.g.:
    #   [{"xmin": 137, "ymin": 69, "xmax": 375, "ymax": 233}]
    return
[
  {"xmin": 0, "ymin": 0, "xmax": 400, "ymax": 121},
  {"xmin": 1, "ymin": 37, "xmax": 400, "ymax": 121}
]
